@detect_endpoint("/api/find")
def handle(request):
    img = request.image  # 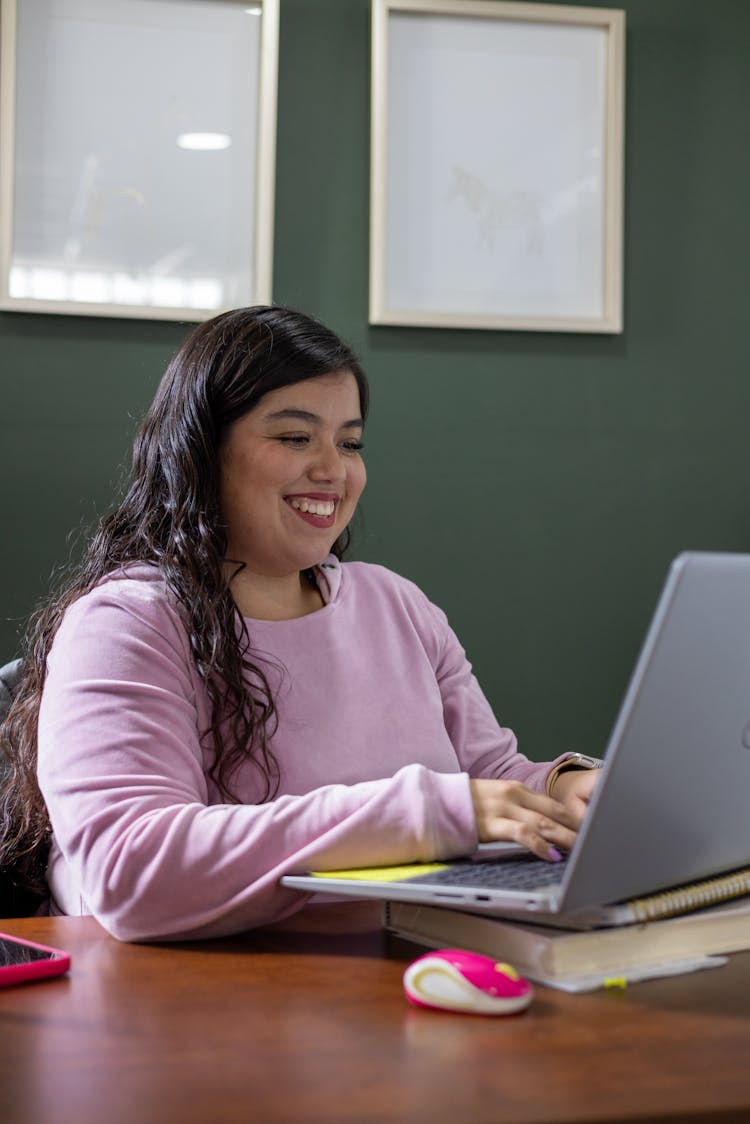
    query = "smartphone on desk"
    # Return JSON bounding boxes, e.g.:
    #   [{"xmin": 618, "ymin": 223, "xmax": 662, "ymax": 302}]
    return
[{"xmin": 0, "ymin": 931, "xmax": 71, "ymax": 987}]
